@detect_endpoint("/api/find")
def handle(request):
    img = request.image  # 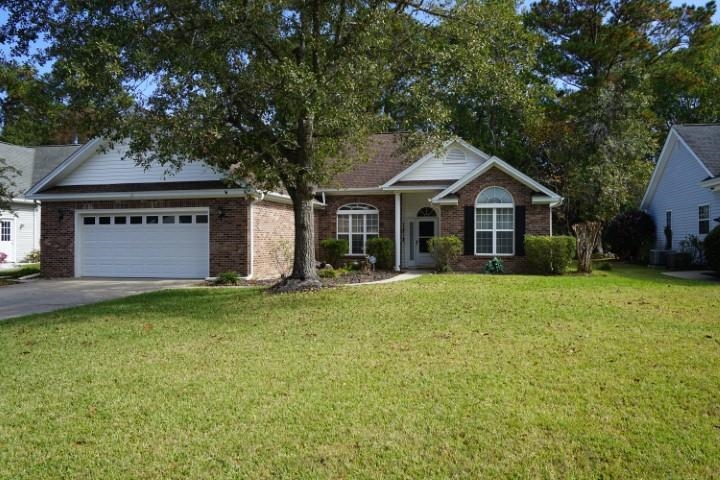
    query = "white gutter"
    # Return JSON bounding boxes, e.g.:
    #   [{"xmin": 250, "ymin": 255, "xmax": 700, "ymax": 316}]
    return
[
  {"xmin": 10, "ymin": 198, "xmax": 36, "ymax": 205},
  {"xmin": 699, "ymin": 177, "xmax": 720, "ymax": 190},
  {"xmin": 27, "ymin": 188, "xmax": 249, "ymax": 201}
]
